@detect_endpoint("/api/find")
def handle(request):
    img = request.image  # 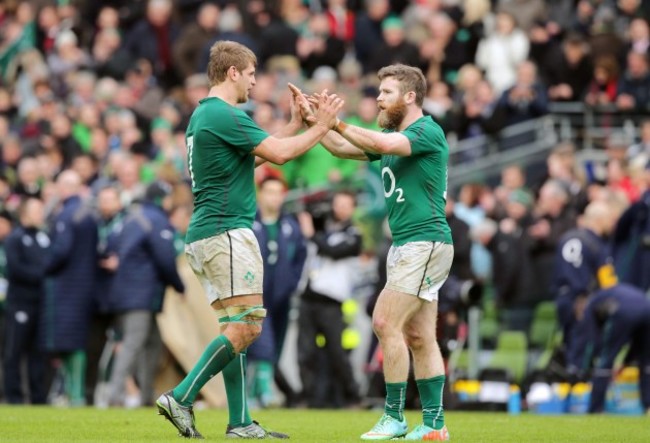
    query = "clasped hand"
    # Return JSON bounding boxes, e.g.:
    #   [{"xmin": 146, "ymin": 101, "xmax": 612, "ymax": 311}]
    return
[{"xmin": 288, "ymin": 83, "xmax": 343, "ymax": 129}]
